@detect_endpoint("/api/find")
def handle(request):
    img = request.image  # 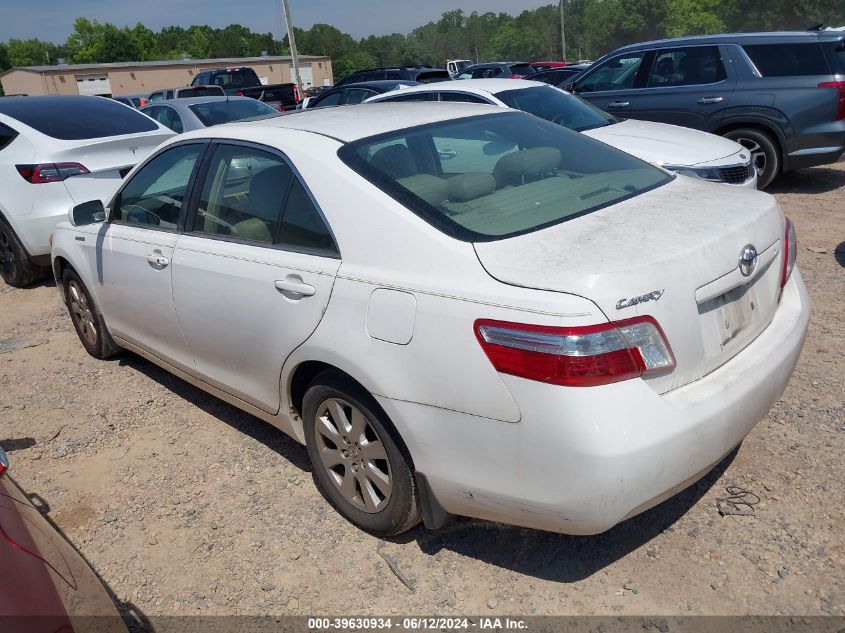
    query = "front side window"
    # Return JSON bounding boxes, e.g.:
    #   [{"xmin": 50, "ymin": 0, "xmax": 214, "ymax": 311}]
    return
[
  {"xmin": 743, "ymin": 43, "xmax": 830, "ymax": 77},
  {"xmin": 313, "ymin": 91, "xmax": 344, "ymax": 107},
  {"xmin": 647, "ymin": 47, "xmax": 726, "ymax": 87},
  {"xmin": 114, "ymin": 144, "xmax": 203, "ymax": 229},
  {"xmin": 576, "ymin": 52, "xmax": 646, "ymax": 92},
  {"xmin": 439, "ymin": 92, "xmax": 490, "ymax": 104},
  {"xmin": 339, "ymin": 112, "xmax": 670, "ymax": 241},
  {"xmin": 495, "ymin": 86, "xmax": 617, "ymax": 132}
]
